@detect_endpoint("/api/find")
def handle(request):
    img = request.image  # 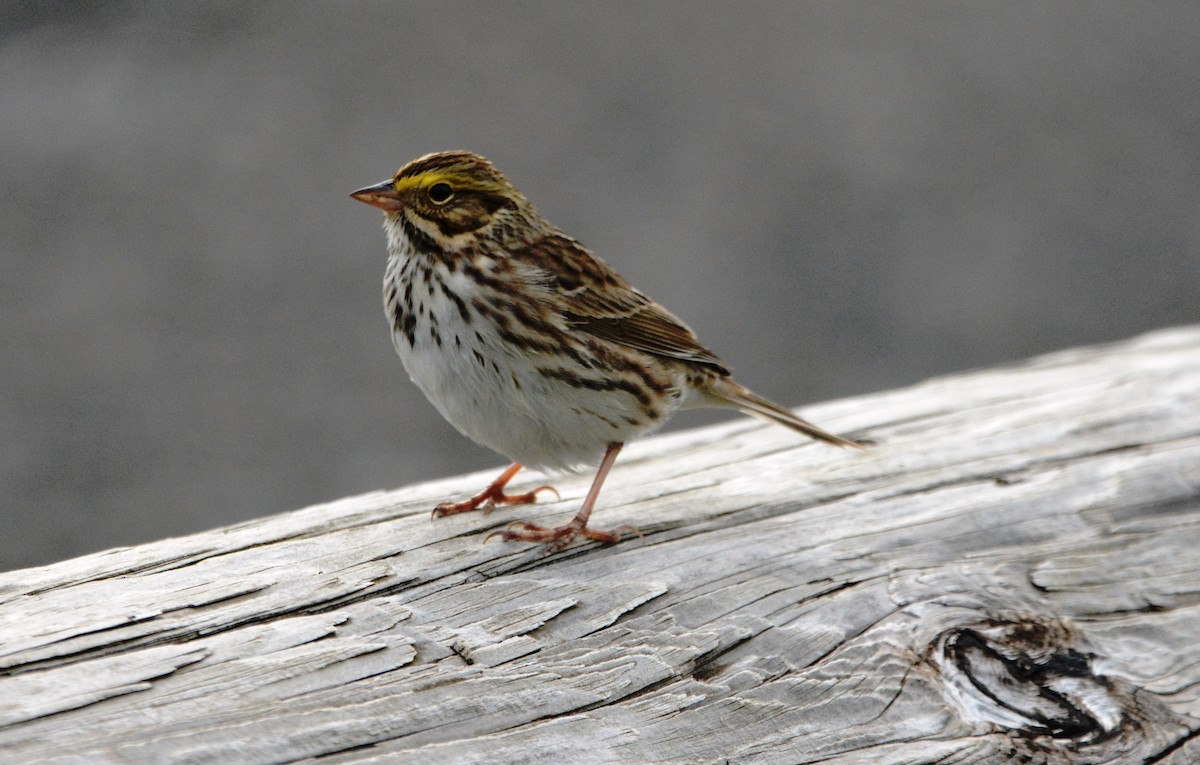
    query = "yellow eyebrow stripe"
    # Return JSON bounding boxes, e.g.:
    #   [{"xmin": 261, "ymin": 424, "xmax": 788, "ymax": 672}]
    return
[{"xmin": 394, "ymin": 171, "xmax": 502, "ymax": 194}]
